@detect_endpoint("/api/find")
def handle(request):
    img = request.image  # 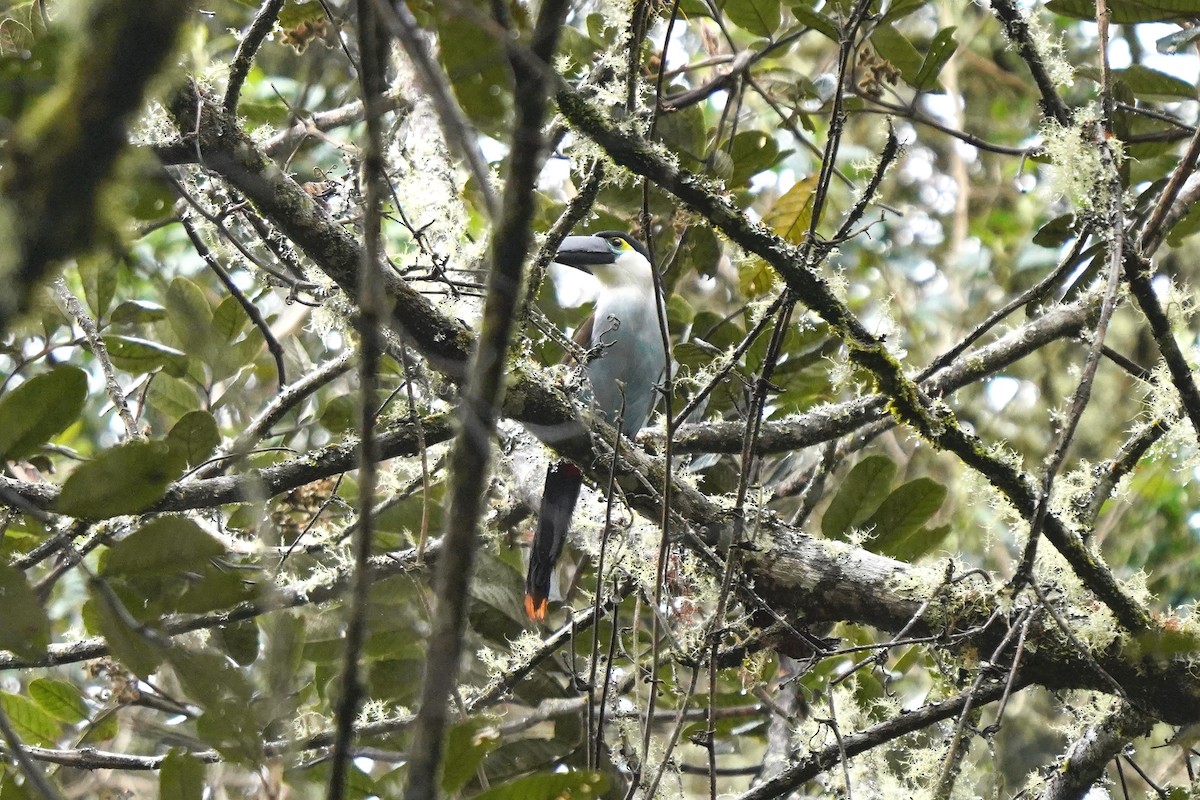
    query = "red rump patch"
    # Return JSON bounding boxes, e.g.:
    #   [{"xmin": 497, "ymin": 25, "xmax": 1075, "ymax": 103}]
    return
[
  {"xmin": 556, "ymin": 463, "xmax": 583, "ymax": 478},
  {"xmin": 524, "ymin": 594, "xmax": 548, "ymax": 621}
]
